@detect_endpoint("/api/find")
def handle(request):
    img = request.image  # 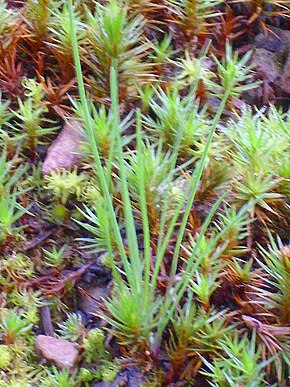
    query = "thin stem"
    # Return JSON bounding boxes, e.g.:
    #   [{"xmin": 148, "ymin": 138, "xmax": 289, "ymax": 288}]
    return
[
  {"xmin": 110, "ymin": 67, "xmax": 142, "ymax": 293},
  {"xmin": 68, "ymin": 0, "xmax": 131, "ymax": 289},
  {"xmin": 167, "ymin": 86, "xmax": 232, "ymax": 290},
  {"xmin": 136, "ymin": 109, "xmax": 151, "ymax": 307}
]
